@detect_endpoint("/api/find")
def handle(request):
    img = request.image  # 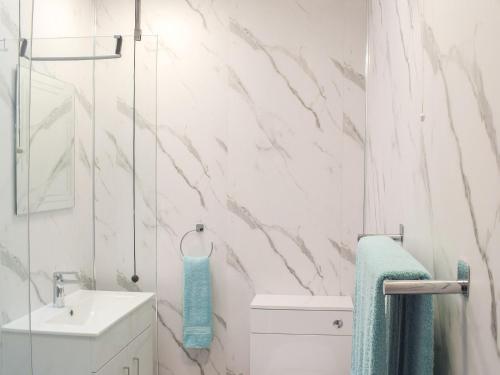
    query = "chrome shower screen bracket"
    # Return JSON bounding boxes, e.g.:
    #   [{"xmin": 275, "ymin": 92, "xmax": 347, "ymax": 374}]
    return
[
  {"xmin": 19, "ymin": 35, "xmax": 123, "ymax": 61},
  {"xmin": 135, "ymin": 0, "xmax": 142, "ymax": 41}
]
